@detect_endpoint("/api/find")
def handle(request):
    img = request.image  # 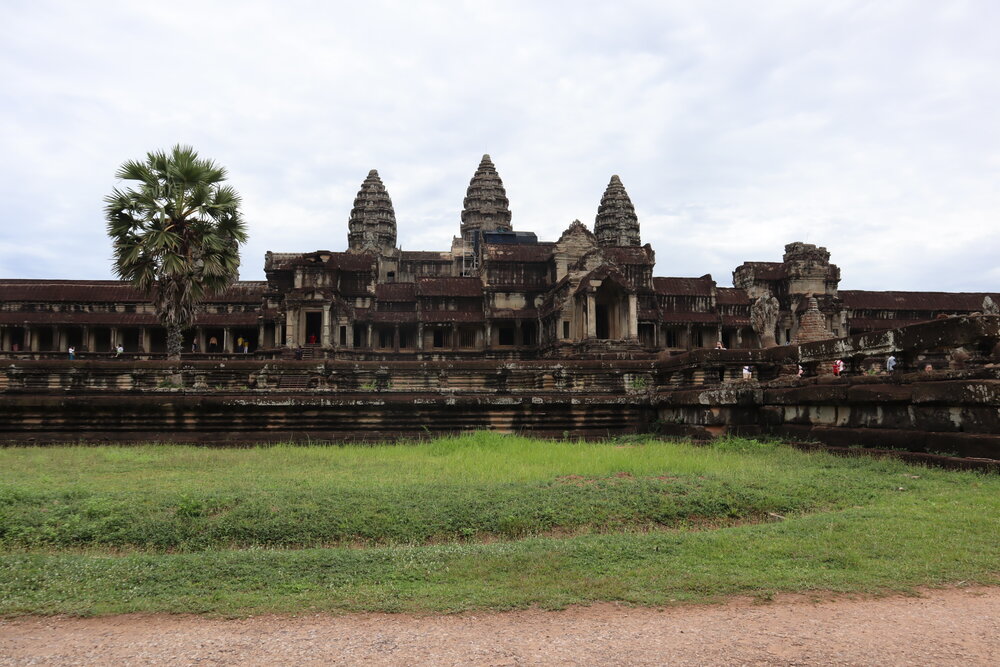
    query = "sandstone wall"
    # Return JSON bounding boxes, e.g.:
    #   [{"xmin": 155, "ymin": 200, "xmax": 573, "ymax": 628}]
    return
[
  {"xmin": 1, "ymin": 317, "xmax": 997, "ymax": 462},
  {"xmin": 0, "ymin": 359, "xmax": 656, "ymax": 444},
  {"xmin": 654, "ymin": 369, "xmax": 1000, "ymax": 459}
]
